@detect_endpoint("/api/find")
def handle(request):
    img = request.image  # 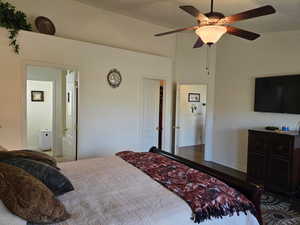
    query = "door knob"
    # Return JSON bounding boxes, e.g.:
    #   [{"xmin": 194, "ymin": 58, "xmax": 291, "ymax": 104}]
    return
[{"xmin": 64, "ymin": 128, "xmax": 68, "ymax": 132}]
